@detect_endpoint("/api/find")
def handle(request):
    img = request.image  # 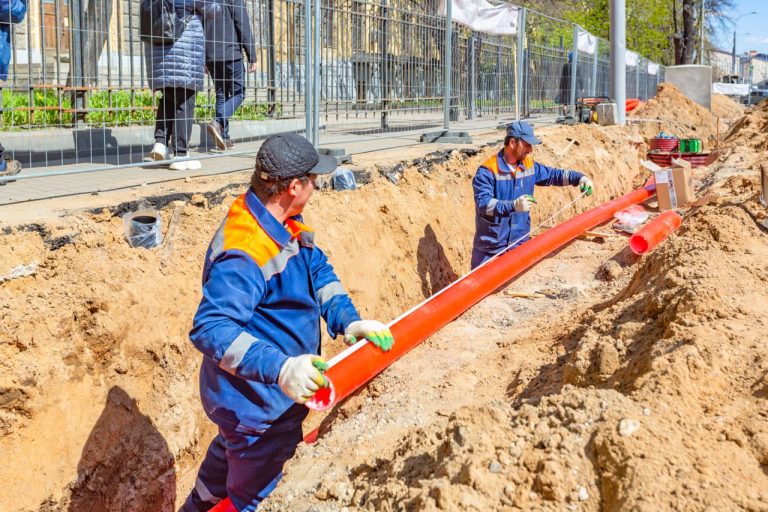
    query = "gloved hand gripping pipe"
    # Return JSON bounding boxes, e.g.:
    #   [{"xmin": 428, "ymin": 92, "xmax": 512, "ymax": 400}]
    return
[{"xmin": 307, "ymin": 182, "xmax": 656, "ymax": 413}]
